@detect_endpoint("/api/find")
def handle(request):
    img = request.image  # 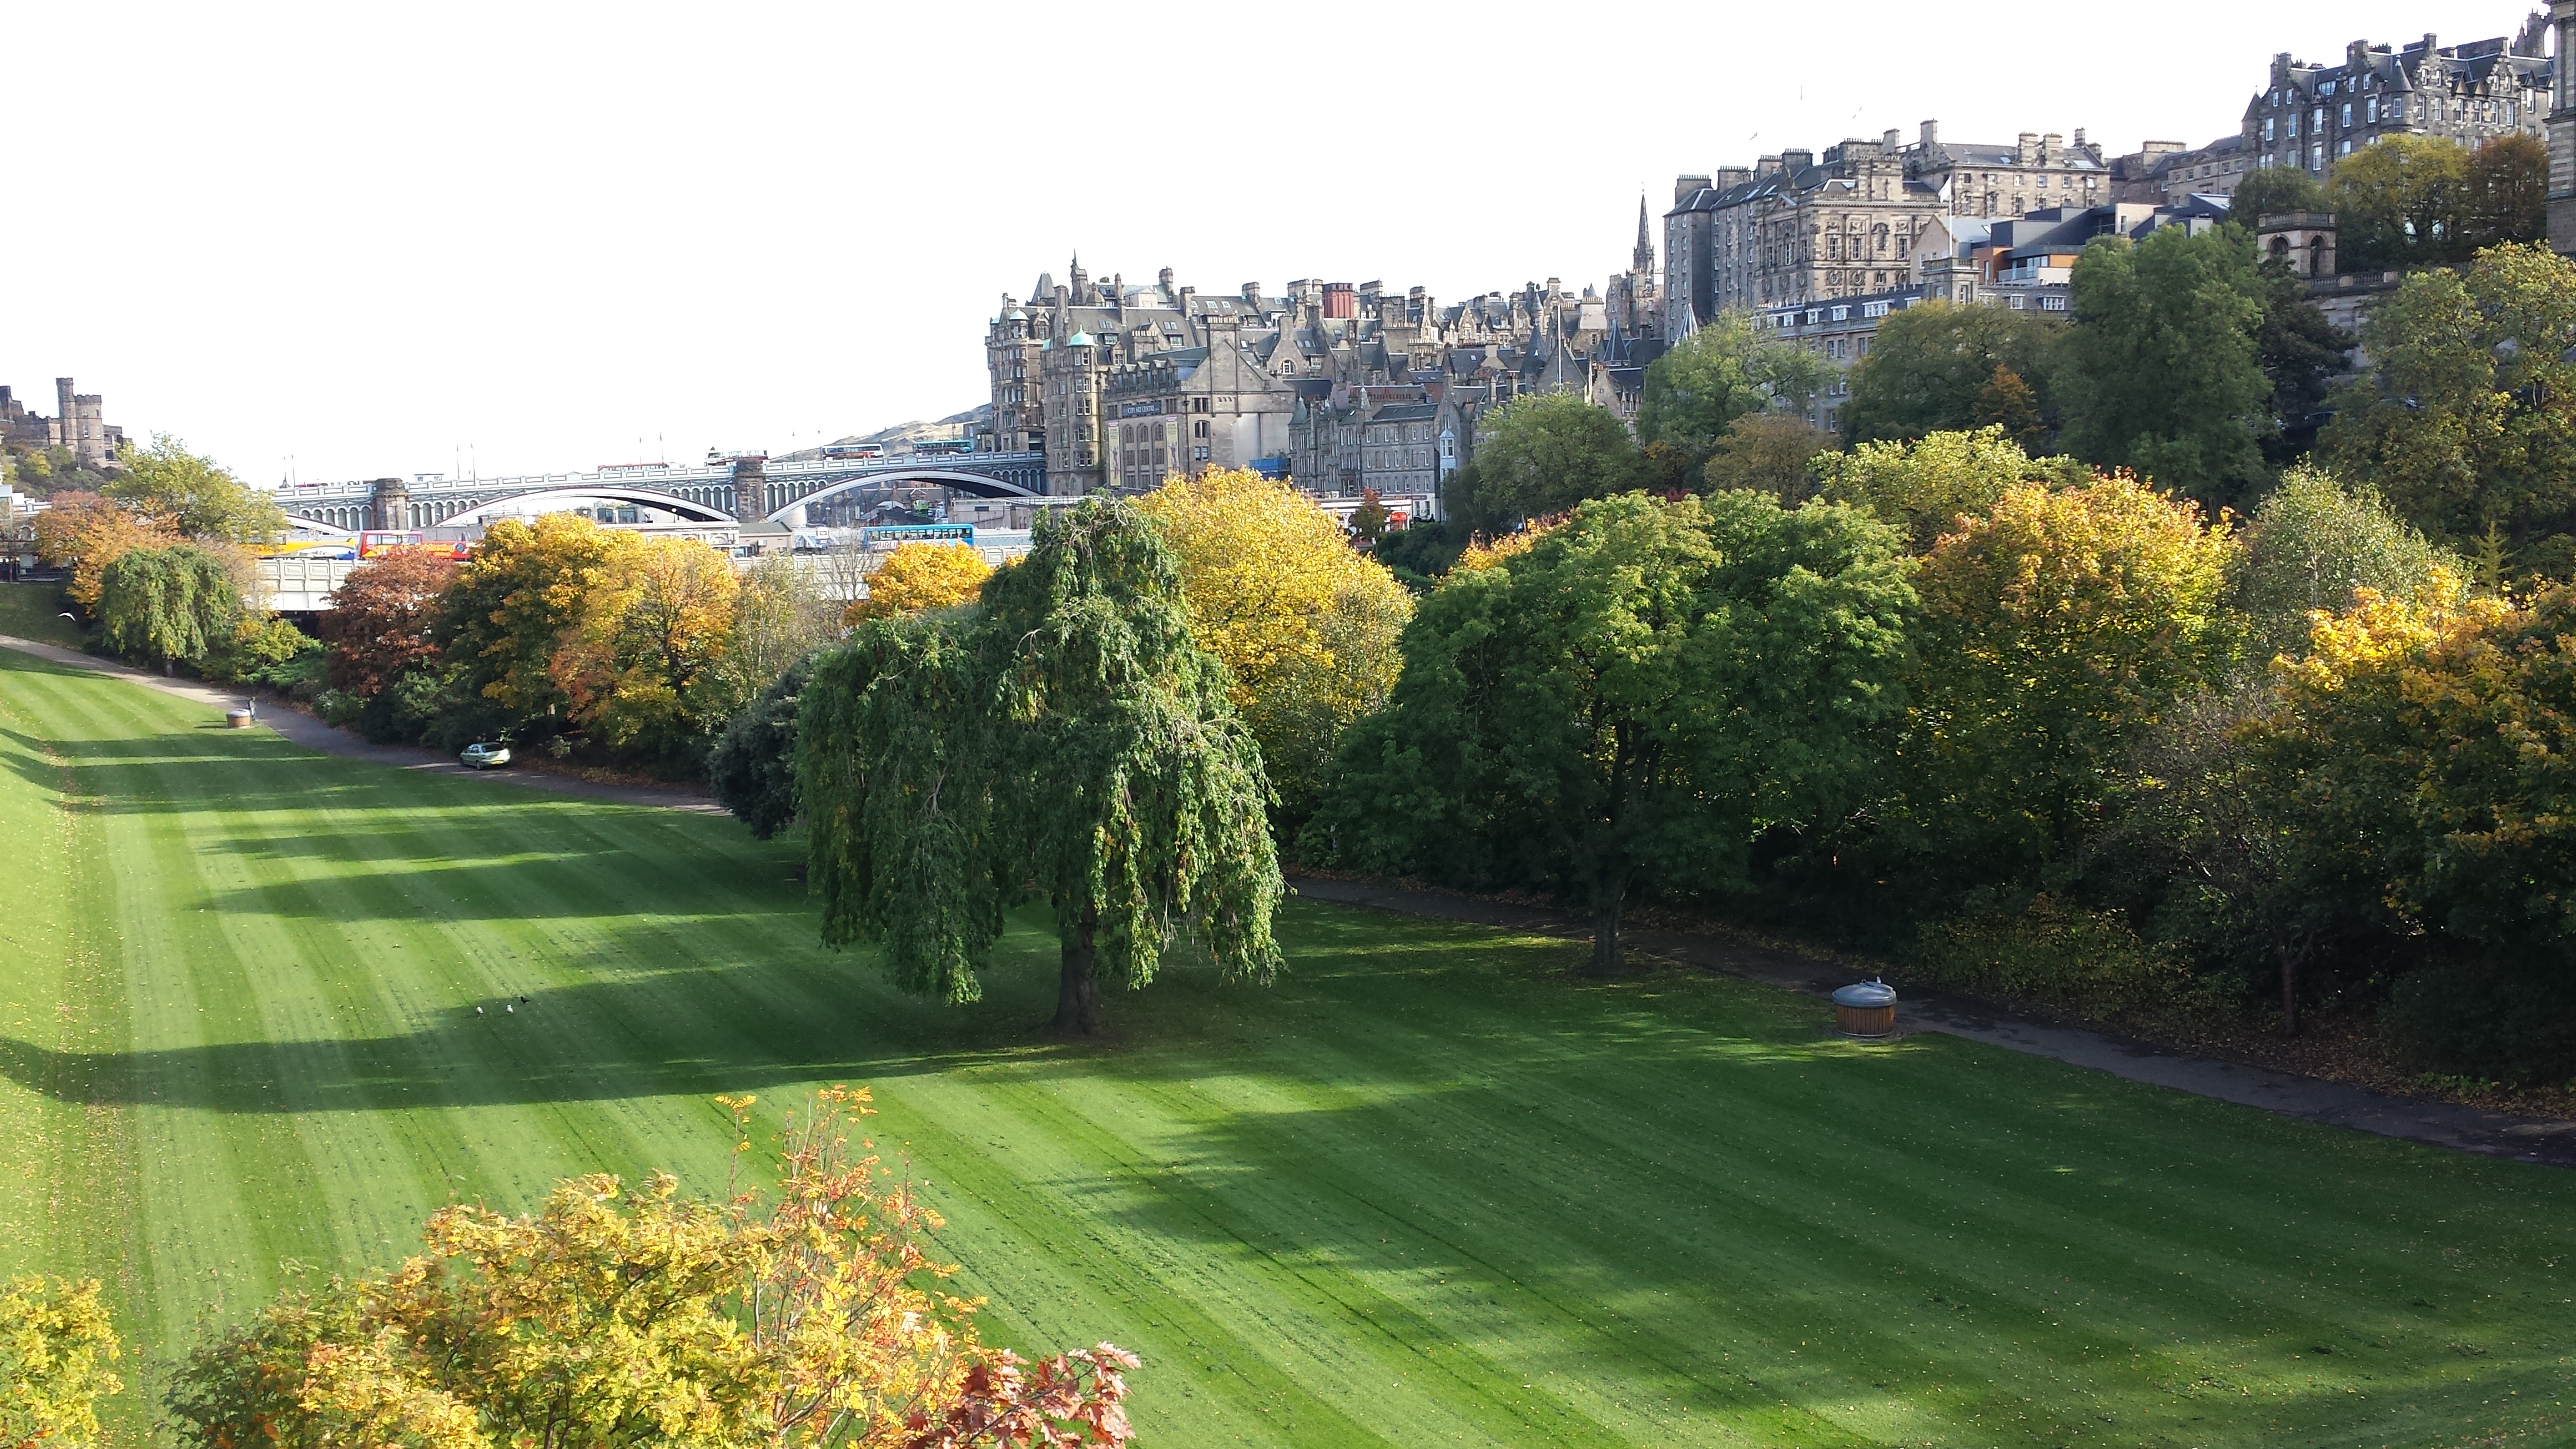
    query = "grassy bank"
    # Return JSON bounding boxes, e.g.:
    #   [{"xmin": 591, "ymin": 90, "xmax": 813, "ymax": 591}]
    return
[
  {"xmin": 2, "ymin": 645, "xmax": 2570, "ymax": 1446},
  {"xmin": 0, "ymin": 579, "xmax": 86, "ymax": 646}
]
